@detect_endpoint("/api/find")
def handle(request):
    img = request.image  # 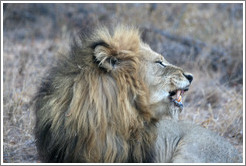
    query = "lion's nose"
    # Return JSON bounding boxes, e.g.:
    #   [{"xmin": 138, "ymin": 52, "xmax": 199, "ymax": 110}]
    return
[{"xmin": 183, "ymin": 73, "xmax": 193, "ymax": 83}]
